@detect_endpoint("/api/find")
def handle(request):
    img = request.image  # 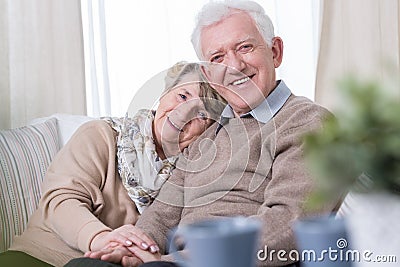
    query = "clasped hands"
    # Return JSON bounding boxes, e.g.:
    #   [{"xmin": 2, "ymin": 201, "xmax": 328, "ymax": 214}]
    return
[{"xmin": 86, "ymin": 224, "xmax": 161, "ymax": 267}]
